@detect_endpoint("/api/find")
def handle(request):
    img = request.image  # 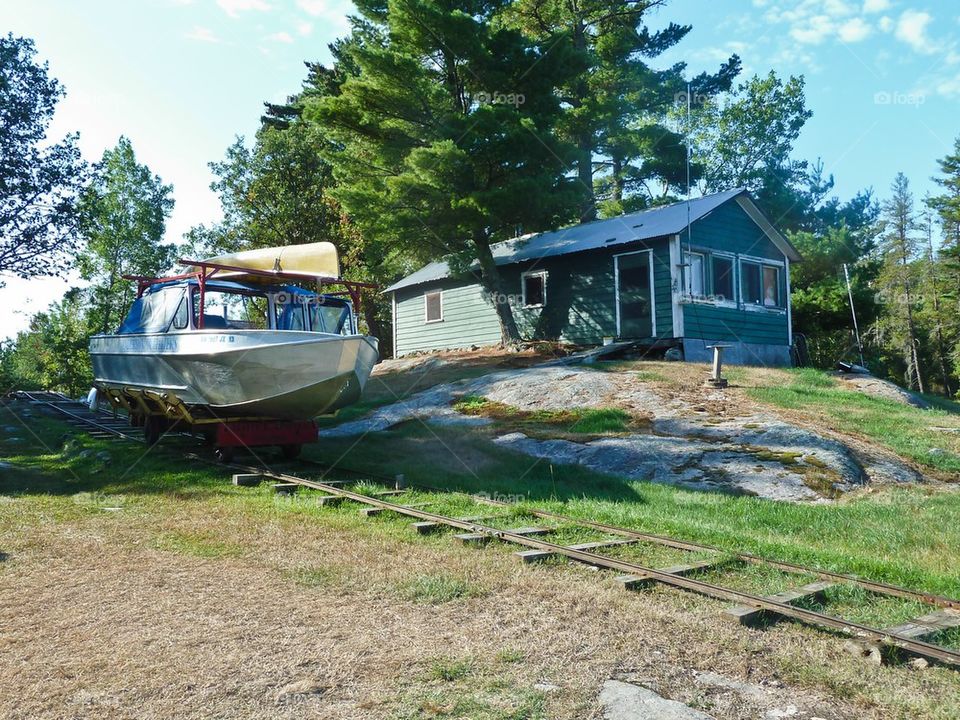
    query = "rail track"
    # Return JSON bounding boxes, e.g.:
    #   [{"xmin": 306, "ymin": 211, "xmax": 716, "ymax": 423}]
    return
[{"xmin": 8, "ymin": 389, "xmax": 960, "ymax": 668}]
